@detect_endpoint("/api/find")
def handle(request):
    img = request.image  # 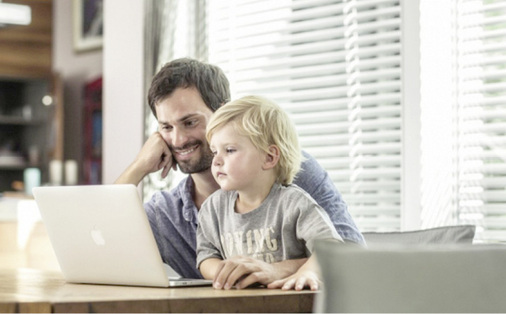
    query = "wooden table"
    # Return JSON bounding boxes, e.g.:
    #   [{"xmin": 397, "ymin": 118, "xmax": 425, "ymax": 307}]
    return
[{"xmin": 0, "ymin": 268, "xmax": 316, "ymax": 313}]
